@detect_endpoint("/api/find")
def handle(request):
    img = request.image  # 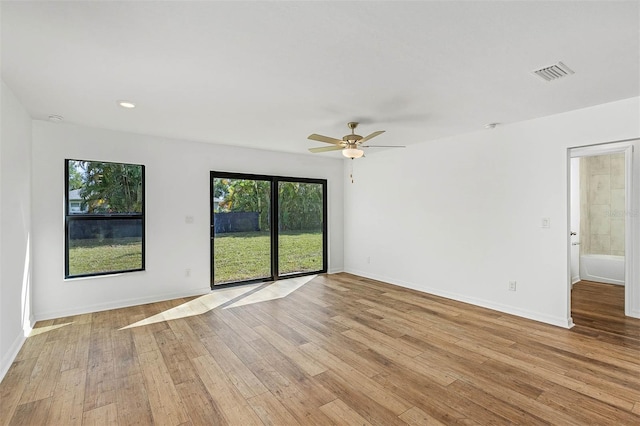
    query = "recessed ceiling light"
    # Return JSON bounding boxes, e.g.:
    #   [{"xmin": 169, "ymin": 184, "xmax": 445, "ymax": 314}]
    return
[
  {"xmin": 484, "ymin": 123, "xmax": 499, "ymax": 129},
  {"xmin": 48, "ymin": 115, "xmax": 64, "ymax": 122},
  {"xmin": 117, "ymin": 100, "xmax": 136, "ymax": 109}
]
